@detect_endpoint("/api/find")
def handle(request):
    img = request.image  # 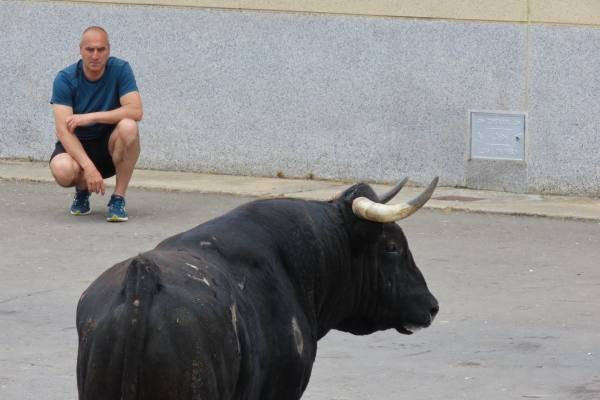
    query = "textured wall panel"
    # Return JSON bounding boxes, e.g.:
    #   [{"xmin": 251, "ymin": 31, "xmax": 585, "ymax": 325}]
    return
[
  {"xmin": 0, "ymin": 1, "xmax": 528, "ymax": 188},
  {"xmin": 527, "ymin": 25, "xmax": 600, "ymax": 195},
  {"xmin": 9, "ymin": 1, "xmax": 600, "ymax": 195}
]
